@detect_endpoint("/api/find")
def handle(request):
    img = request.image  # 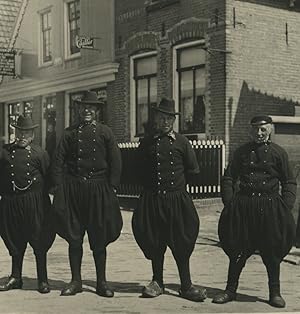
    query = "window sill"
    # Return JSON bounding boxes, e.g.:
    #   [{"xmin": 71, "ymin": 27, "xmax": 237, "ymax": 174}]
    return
[
  {"xmin": 38, "ymin": 60, "xmax": 54, "ymax": 69},
  {"xmin": 181, "ymin": 133, "xmax": 206, "ymax": 140},
  {"xmin": 270, "ymin": 115, "xmax": 300, "ymax": 124},
  {"xmin": 64, "ymin": 52, "xmax": 81, "ymax": 62},
  {"xmin": 145, "ymin": 0, "xmax": 180, "ymax": 12}
]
